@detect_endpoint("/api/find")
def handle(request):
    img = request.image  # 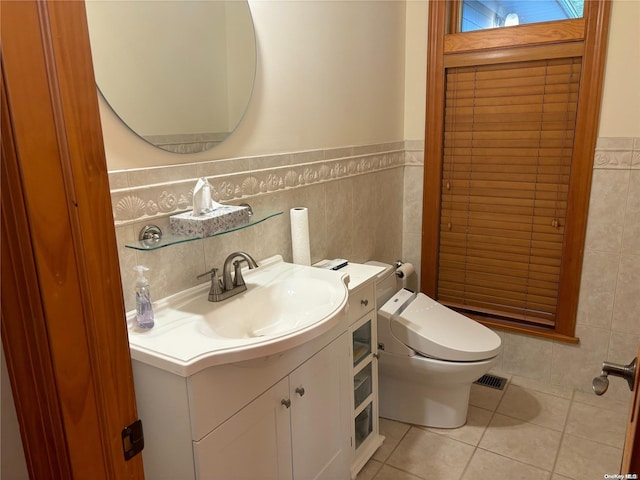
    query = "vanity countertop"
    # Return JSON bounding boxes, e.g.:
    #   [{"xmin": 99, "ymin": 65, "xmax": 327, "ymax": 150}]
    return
[
  {"xmin": 127, "ymin": 256, "xmax": 349, "ymax": 376},
  {"xmin": 314, "ymin": 260, "xmax": 385, "ymax": 292}
]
